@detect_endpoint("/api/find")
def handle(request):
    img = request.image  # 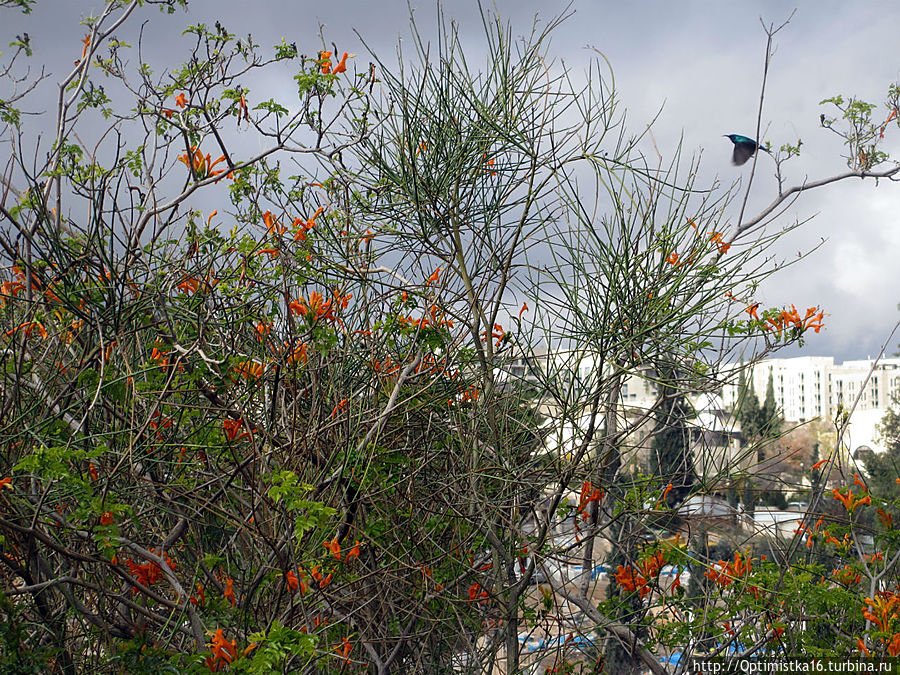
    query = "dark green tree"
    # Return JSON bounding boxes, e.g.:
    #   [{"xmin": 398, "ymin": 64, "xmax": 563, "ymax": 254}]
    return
[
  {"xmin": 649, "ymin": 388, "xmax": 695, "ymax": 508},
  {"xmin": 760, "ymin": 371, "xmax": 782, "ymax": 439},
  {"xmin": 864, "ymin": 403, "xmax": 900, "ymax": 502},
  {"xmin": 736, "ymin": 369, "xmax": 762, "ymax": 442}
]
